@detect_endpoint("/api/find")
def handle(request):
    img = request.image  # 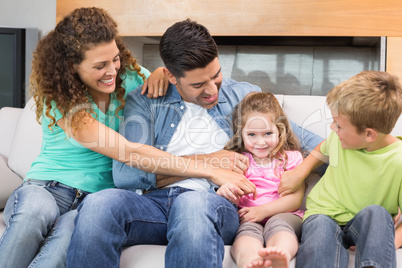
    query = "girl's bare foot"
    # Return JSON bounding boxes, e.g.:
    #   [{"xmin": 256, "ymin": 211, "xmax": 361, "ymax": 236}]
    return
[
  {"xmin": 258, "ymin": 246, "xmax": 290, "ymax": 268},
  {"xmin": 244, "ymin": 257, "xmax": 268, "ymax": 268}
]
